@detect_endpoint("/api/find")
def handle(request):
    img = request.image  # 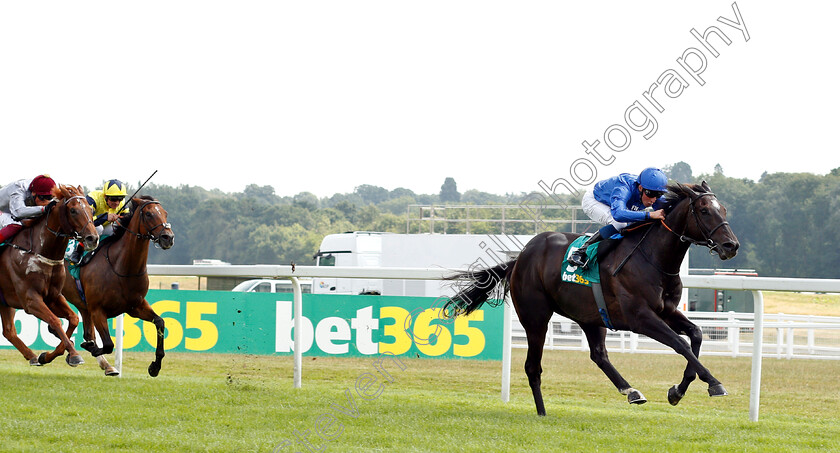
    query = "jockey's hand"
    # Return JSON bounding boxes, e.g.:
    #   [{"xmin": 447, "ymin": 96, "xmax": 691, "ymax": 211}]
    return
[
  {"xmin": 649, "ymin": 209, "xmax": 666, "ymax": 220},
  {"xmin": 107, "ymin": 213, "xmax": 119, "ymax": 222}
]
